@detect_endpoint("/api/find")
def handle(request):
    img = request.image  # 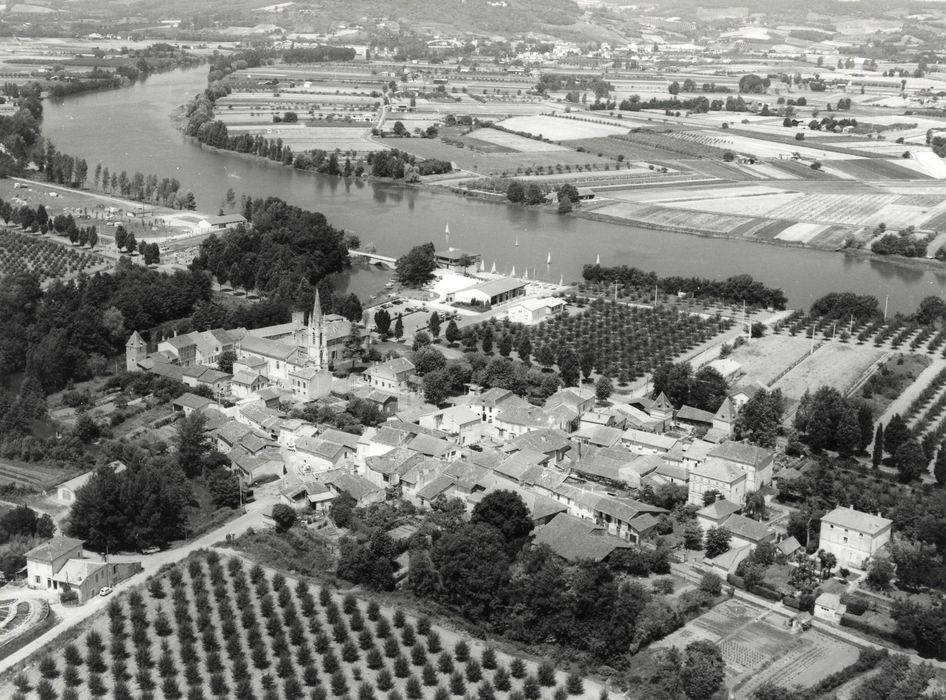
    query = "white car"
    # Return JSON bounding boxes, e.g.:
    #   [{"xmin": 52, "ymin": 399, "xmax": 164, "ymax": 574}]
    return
[
  {"xmin": 142, "ymin": 546, "xmax": 160, "ymax": 555},
  {"xmin": 98, "ymin": 587, "xmax": 113, "ymax": 597}
]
